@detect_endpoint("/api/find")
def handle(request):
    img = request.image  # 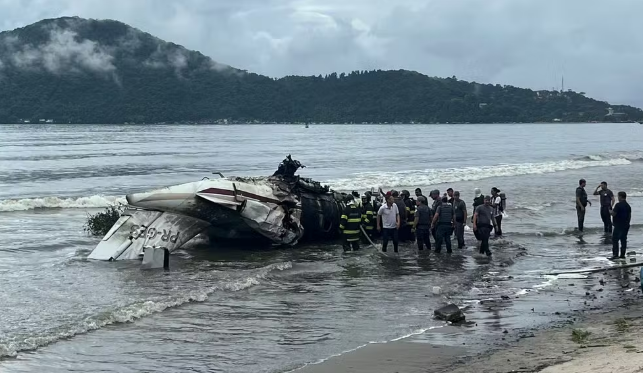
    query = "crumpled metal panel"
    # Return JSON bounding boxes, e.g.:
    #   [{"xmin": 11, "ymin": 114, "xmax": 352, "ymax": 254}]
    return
[{"xmin": 239, "ymin": 199, "xmax": 303, "ymax": 245}]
